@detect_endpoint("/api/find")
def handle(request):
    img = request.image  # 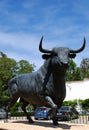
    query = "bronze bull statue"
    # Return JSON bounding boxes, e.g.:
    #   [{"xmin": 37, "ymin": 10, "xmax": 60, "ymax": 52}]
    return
[{"xmin": 4, "ymin": 37, "xmax": 86, "ymax": 125}]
